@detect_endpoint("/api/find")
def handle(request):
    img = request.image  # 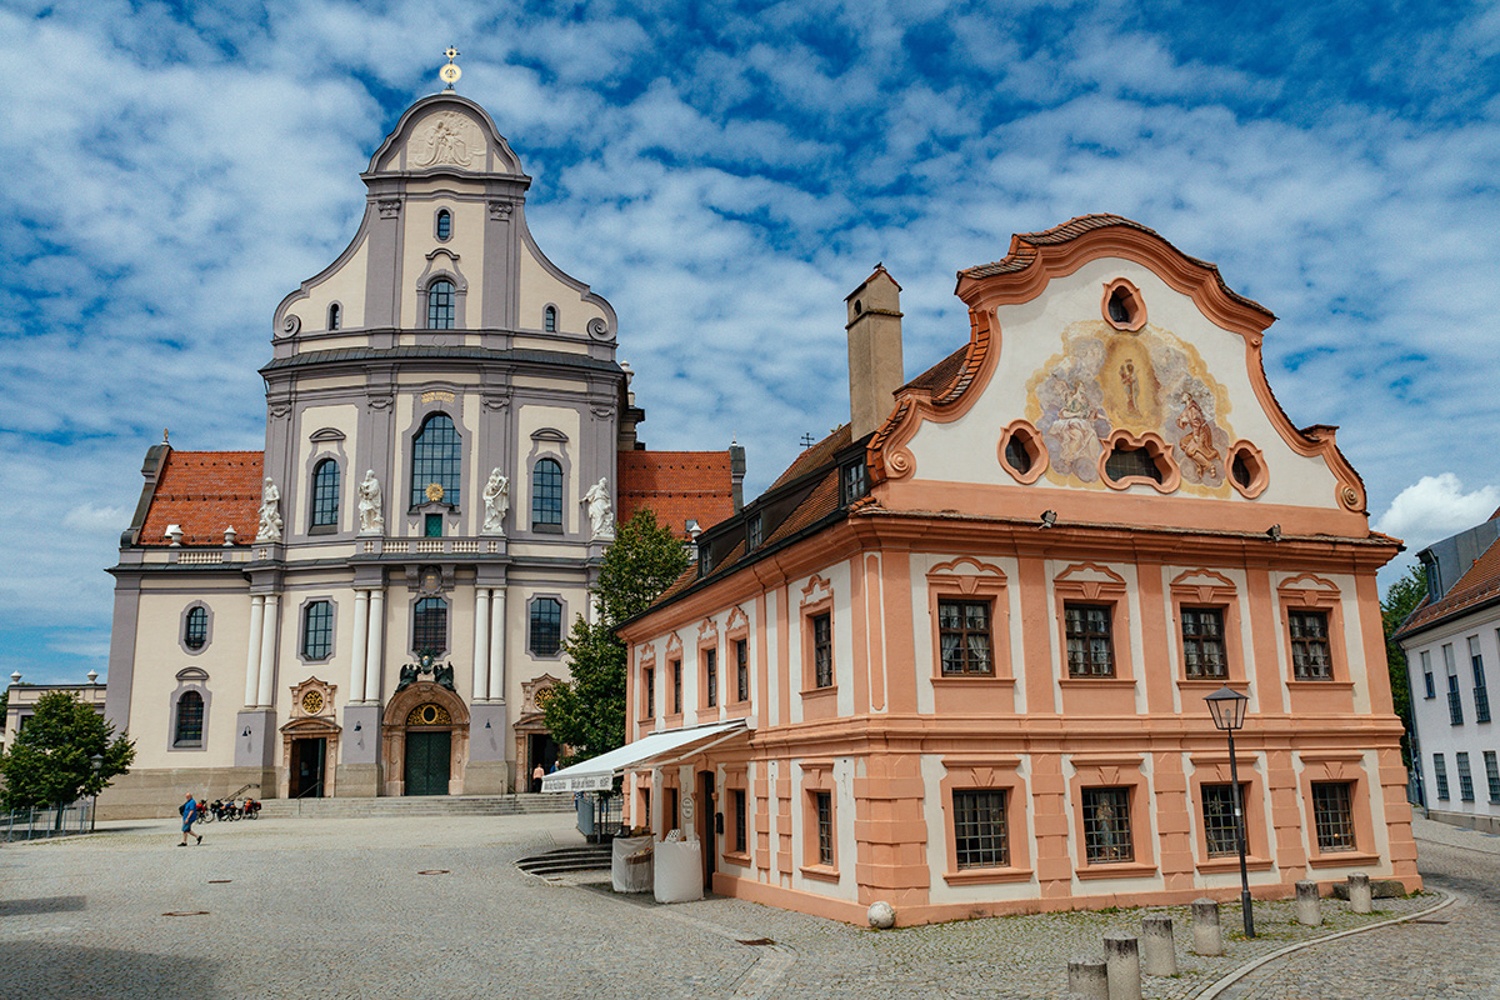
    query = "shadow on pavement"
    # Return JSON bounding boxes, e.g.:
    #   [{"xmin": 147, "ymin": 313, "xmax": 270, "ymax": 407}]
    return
[
  {"xmin": 0, "ymin": 941, "xmax": 215, "ymax": 1000},
  {"xmin": 0, "ymin": 895, "xmax": 86, "ymax": 916}
]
